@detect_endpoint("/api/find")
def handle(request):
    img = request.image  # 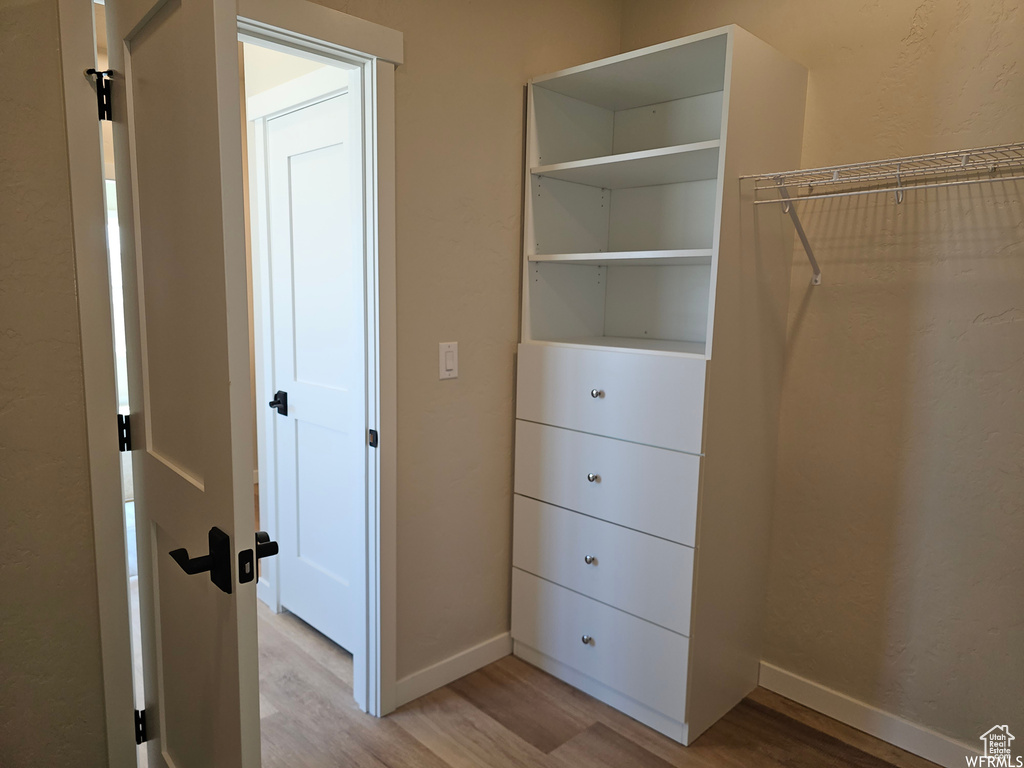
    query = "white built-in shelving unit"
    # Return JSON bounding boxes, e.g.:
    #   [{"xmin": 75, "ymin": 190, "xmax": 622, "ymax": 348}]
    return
[
  {"xmin": 512, "ymin": 27, "xmax": 809, "ymax": 744},
  {"xmin": 523, "ymin": 34, "xmax": 737, "ymax": 359}
]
